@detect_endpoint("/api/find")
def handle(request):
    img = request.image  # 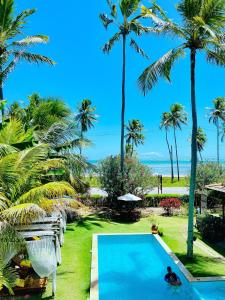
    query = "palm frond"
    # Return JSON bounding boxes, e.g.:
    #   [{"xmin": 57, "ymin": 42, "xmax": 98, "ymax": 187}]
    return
[
  {"xmin": 0, "ymin": 144, "xmax": 17, "ymax": 158},
  {"xmin": 0, "ymin": 259, "xmax": 18, "ymax": 295},
  {"xmin": 206, "ymin": 47, "xmax": 225, "ymax": 66},
  {"xmin": 39, "ymin": 198, "xmax": 84, "ymax": 214},
  {"xmin": 130, "ymin": 39, "xmax": 149, "ymax": 58},
  {"xmin": 120, "ymin": 0, "xmax": 140, "ymax": 18},
  {"xmin": 99, "ymin": 13, "xmax": 113, "ymax": 29},
  {"xmin": 12, "ymin": 35, "xmax": 49, "ymax": 46},
  {"xmin": 15, "ymin": 144, "xmax": 49, "ymax": 171},
  {"xmin": 13, "ymin": 51, "xmax": 55, "ymax": 65},
  {"xmin": 138, "ymin": 47, "xmax": 185, "ymax": 94},
  {"xmin": 17, "ymin": 181, "xmax": 76, "ymax": 204},
  {"xmin": 0, "ymin": 119, "xmax": 33, "ymax": 145},
  {"xmin": 0, "ymin": 203, "xmax": 46, "ymax": 225},
  {"xmin": 0, "ymin": 193, "xmax": 10, "ymax": 212},
  {"xmin": 102, "ymin": 32, "xmax": 121, "ymax": 53},
  {"xmin": 7, "ymin": 9, "xmax": 36, "ymax": 38}
]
